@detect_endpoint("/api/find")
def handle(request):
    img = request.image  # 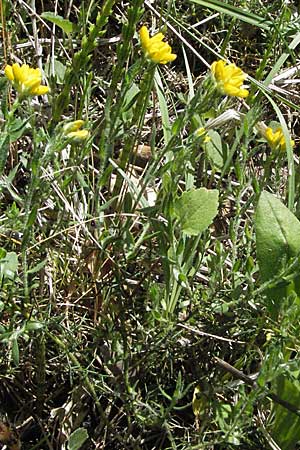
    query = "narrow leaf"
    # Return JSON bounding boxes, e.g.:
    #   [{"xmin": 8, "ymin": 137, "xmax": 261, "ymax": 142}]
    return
[
  {"xmin": 189, "ymin": 0, "xmax": 271, "ymax": 30},
  {"xmin": 12, "ymin": 339, "xmax": 19, "ymax": 366},
  {"xmin": 41, "ymin": 12, "xmax": 73, "ymax": 34},
  {"xmin": 154, "ymin": 71, "xmax": 171, "ymax": 145},
  {"xmin": 0, "ymin": 132, "xmax": 10, "ymax": 175},
  {"xmin": 205, "ymin": 130, "xmax": 224, "ymax": 169}
]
